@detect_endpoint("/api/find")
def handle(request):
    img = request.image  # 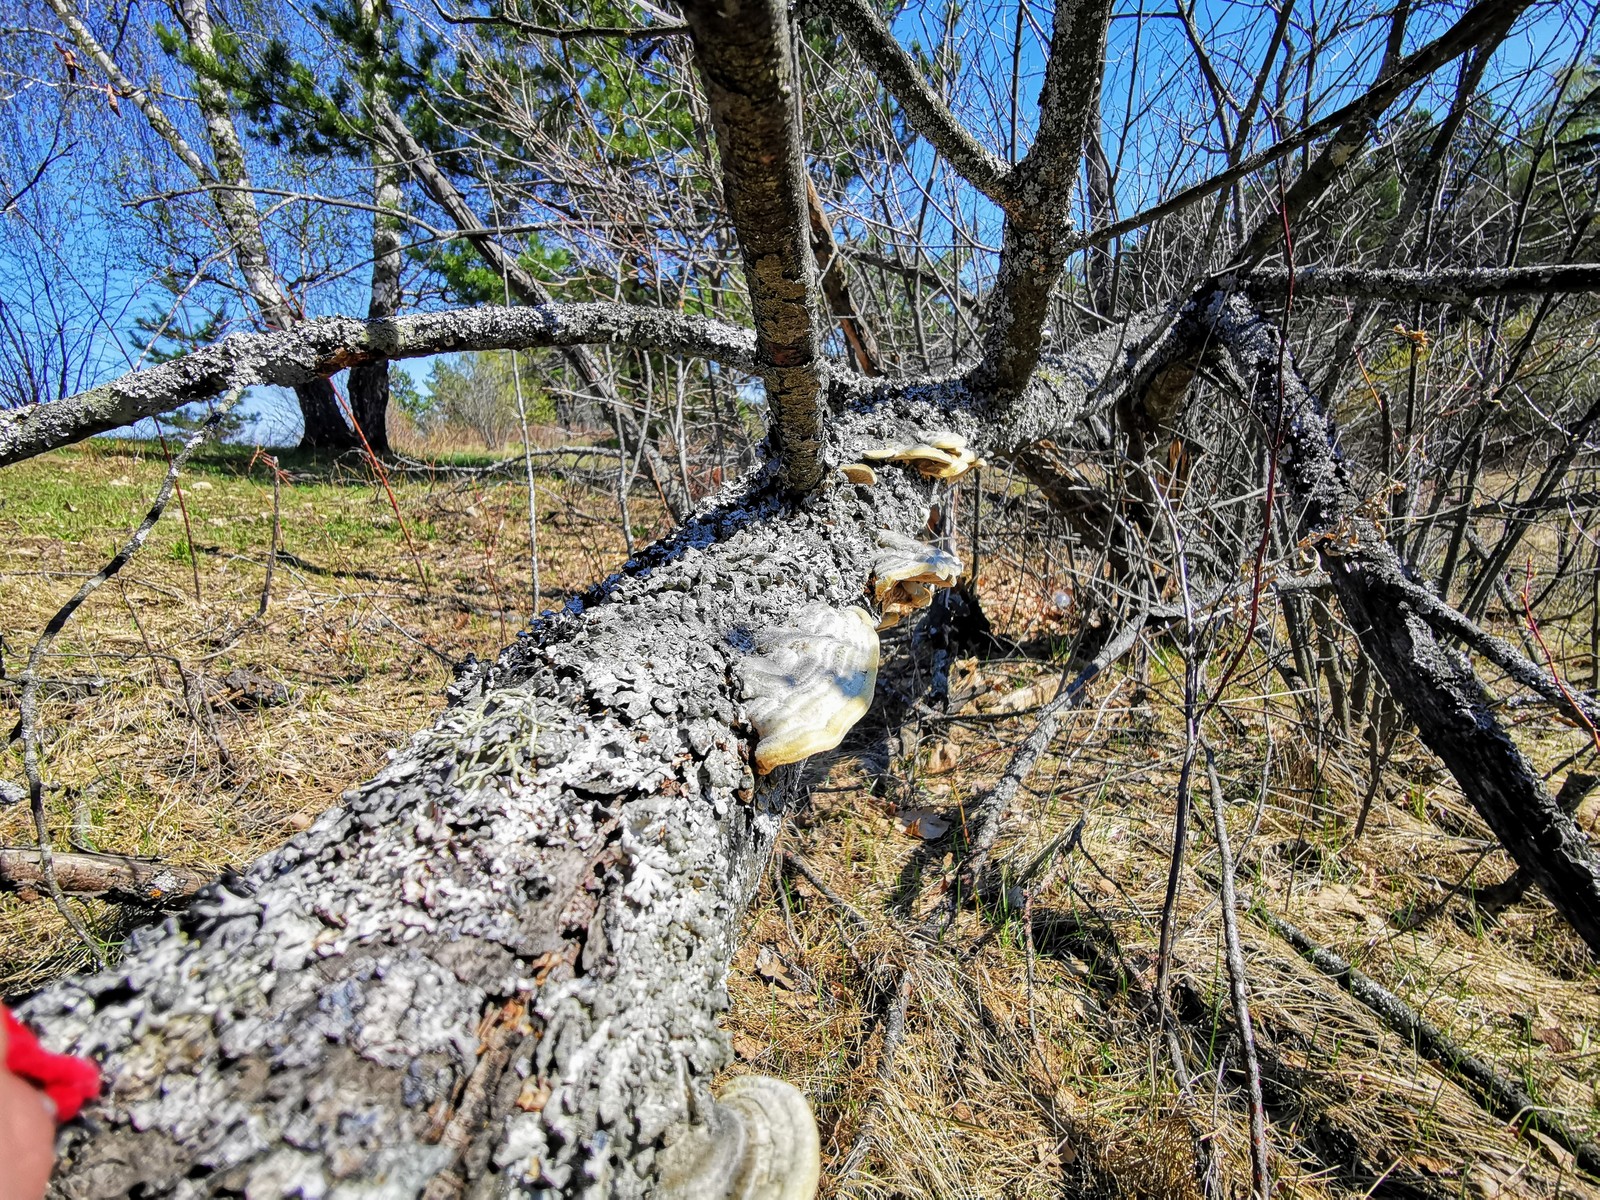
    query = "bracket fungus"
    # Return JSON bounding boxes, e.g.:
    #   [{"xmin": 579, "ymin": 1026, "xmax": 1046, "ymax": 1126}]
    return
[
  {"xmin": 870, "ymin": 530, "xmax": 962, "ymax": 630},
  {"xmin": 740, "ymin": 603, "xmax": 880, "ymax": 774},
  {"xmin": 658, "ymin": 1075, "xmax": 822, "ymax": 1200},
  {"xmin": 838, "ymin": 462, "xmax": 877, "ymax": 485},
  {"xmin": 860, "ymin": 430, "xmax": 981, "ymax": 480}
]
